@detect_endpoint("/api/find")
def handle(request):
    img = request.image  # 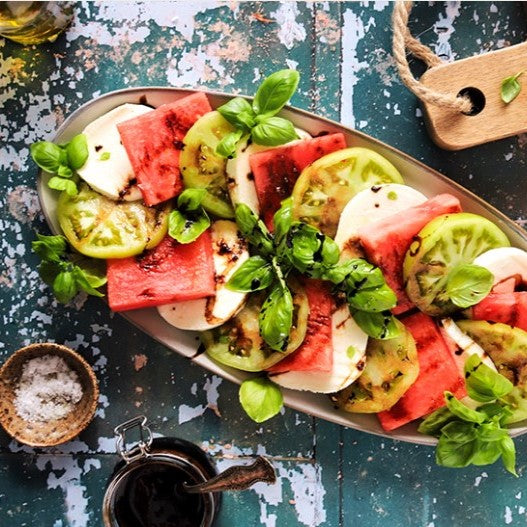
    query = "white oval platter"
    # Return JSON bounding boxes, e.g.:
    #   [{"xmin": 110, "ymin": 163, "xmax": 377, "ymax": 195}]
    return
[{"xmin": 37, "ymin": 87, "xmax": 527, "ymax": 445}]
